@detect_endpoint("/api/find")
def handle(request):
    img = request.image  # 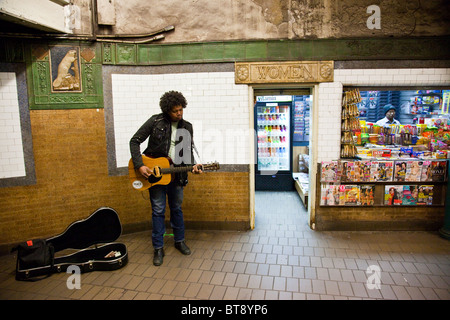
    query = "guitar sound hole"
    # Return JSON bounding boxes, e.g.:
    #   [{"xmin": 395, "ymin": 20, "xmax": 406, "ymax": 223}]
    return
[{"xmin": 148, "ymin": 175, "xmax": 162, "ymax": 183}]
